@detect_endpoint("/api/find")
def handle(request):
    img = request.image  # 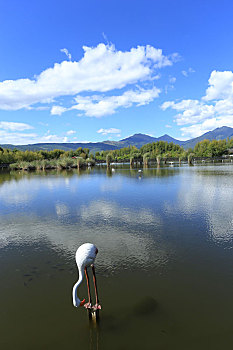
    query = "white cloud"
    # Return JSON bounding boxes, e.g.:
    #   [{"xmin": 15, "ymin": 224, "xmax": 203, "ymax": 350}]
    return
[
  {"xmin": 102, "ymin": 32, "xmax": 110, "ymax": 45},
  {"xmin": 0, "ymin": 121, "xmax": 33, "ymax": 131},
  {"xmin": 161, "ymin": 70, "xmax": 233, "ymax": 138},
  {"xmin": 66, "ymin": 130, "xmax": 76, "ymax": 135},
  {"xmin": 181, "ymin": 70, "xmax": 188, "ymax": 77},
  {"xmin": 165, "ymin": 124, "xmax": 172, "ymax": 128},
  {"xmin": 0, "ymin": 129, "xmax": 74, "ymax": 145},
  {"xmin": 145, "ymin": 46, "xmax": 173, "ymax": 68},
  {"xmin": 161, "ymin": 99, "xmax": 215, "ymax": 125},
  {"xmin": 51, "ymin": 106, "xmax": 67, "ymax": 116},
  {"xmin": 203, "ymin": 70, "xmax": 233, "ymax": 101},
  {"xmin": 68, "ymin": 87, "xmax": 160, "ymax": 117},
  {"xmin": 169, "ymin": 76, "xmax": 176, "ymax": 84},
  {"xmin": 60, "ymin": 48, "xmax": 72, "ymax": 61},
  {"xmin": 51, "ymin": 87, "xmax": 160, "ymax": 117},
  {"xmin": 0, "ymin": 43, "xmax": 176, "ymax": 111},
  {"xmin": 0, "ymin": 130, "xmax": 37, "ymax": 144},
  {"xmin": 181, "ymin": 67, "xmax": 195, "ymax": 77},
  {"xmin": 38, "ymin": 122, "xmax": 49, "ymax": 126},
  {"xmin": 180, "ymin": 117, "xmax": 233, "ymax": 138},
  {"xmin": 97, "ymin": 128, "xmax": 121, "ymax": 135}
]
